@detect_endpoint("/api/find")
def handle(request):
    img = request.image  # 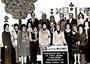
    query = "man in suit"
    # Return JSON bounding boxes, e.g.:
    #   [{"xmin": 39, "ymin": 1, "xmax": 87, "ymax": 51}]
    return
[
  {"xmin": 28, "ymin": 12, "xmax": 39, "ymax": 28},
  {"xmin": 67, "ymin": 13, "xmax": 77, "ymax": 26},
  {"xmin": 39, "ymin": 13, "xmax": 50, "ymax": 30}
]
